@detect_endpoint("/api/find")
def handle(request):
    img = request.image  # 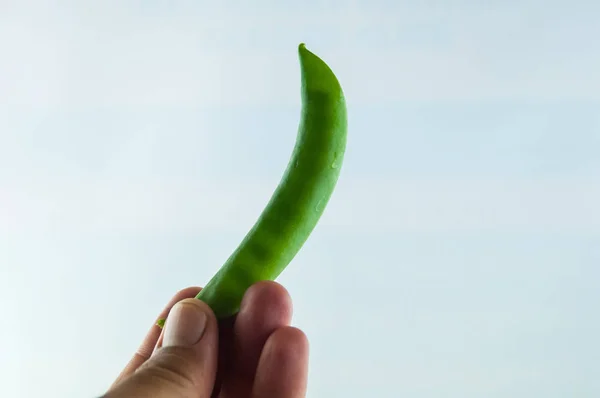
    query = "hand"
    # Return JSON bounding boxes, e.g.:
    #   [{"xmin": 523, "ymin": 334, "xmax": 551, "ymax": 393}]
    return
[{"xmin": 104, "ymin": 281, "xmax": 309, "ymax": 398}]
